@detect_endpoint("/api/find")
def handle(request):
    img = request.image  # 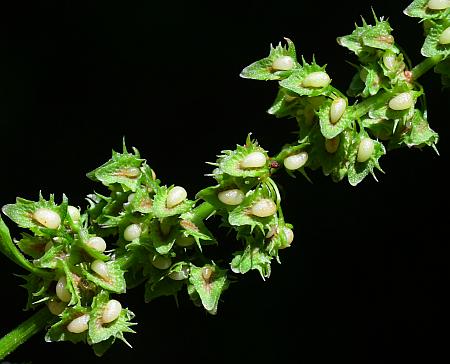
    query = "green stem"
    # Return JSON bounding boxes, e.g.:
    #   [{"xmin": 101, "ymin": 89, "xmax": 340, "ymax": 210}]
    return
[
  {"xmin": 0, "ymin": 306, "xmax": 54, "ymax": 360},
  {"xmin": 0, "ymin": 217, "xmax": 52, "ymax": 279},
  {"xmin": 352, "ymin": 91, "xmax": 391, "ymax": 119},
  {"xmin": 191, "ymin": 201, "xmax": 216, "ymax": 220},
  {"xmin": 411, "ymin": 55, "xmax": 443, "ymax": 81}
]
